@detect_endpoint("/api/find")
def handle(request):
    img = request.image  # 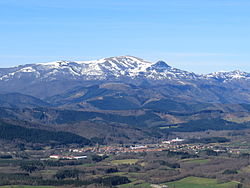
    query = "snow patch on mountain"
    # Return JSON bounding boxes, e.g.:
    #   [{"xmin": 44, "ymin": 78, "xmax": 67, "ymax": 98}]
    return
[
  {"xmin": 0, "ymin": 56, "xmax": 249, "ymax": 82},
  {"xmin": 204, "ymin": 70, "xmax": 250, "ymax": 81}
]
